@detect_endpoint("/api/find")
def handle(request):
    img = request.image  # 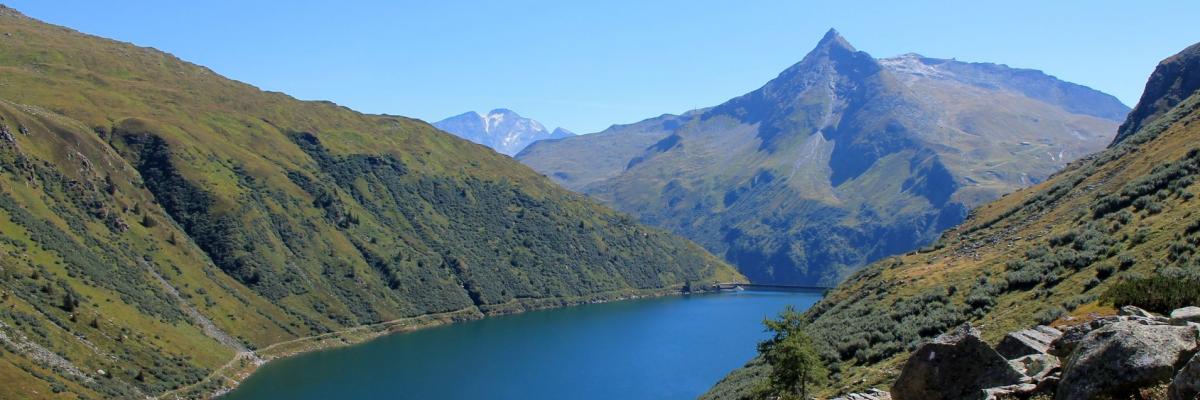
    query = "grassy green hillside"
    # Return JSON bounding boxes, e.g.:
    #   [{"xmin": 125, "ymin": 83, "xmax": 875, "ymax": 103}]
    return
[
  {"xmin": 0, "ymin": 5, "xmax": 740, "ymax": 399},
  {"xmin": 704, "ymin": 41, "xmax": 1200, "ymax": 399}
]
